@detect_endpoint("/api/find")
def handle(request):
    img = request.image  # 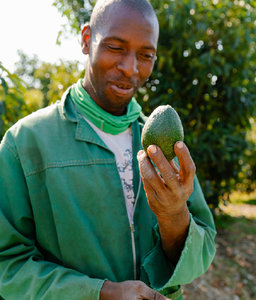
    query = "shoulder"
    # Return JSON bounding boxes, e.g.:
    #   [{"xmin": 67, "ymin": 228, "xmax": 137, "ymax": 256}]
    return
[
  {"xmin": 2, "ymin": 102, "xmax": 63, "ymax": 148},
  {"xmin": 16, "ymin": 102, "xmax": 62, "ymax": 130}
]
